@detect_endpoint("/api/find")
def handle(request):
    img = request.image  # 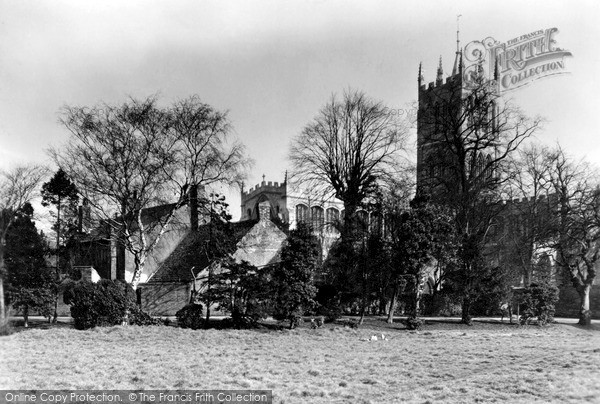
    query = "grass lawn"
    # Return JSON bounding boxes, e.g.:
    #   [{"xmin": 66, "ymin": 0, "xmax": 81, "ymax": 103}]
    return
[{"xmin": 1, "ymin": 318, "xmax": 599, "ymax": 403}]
